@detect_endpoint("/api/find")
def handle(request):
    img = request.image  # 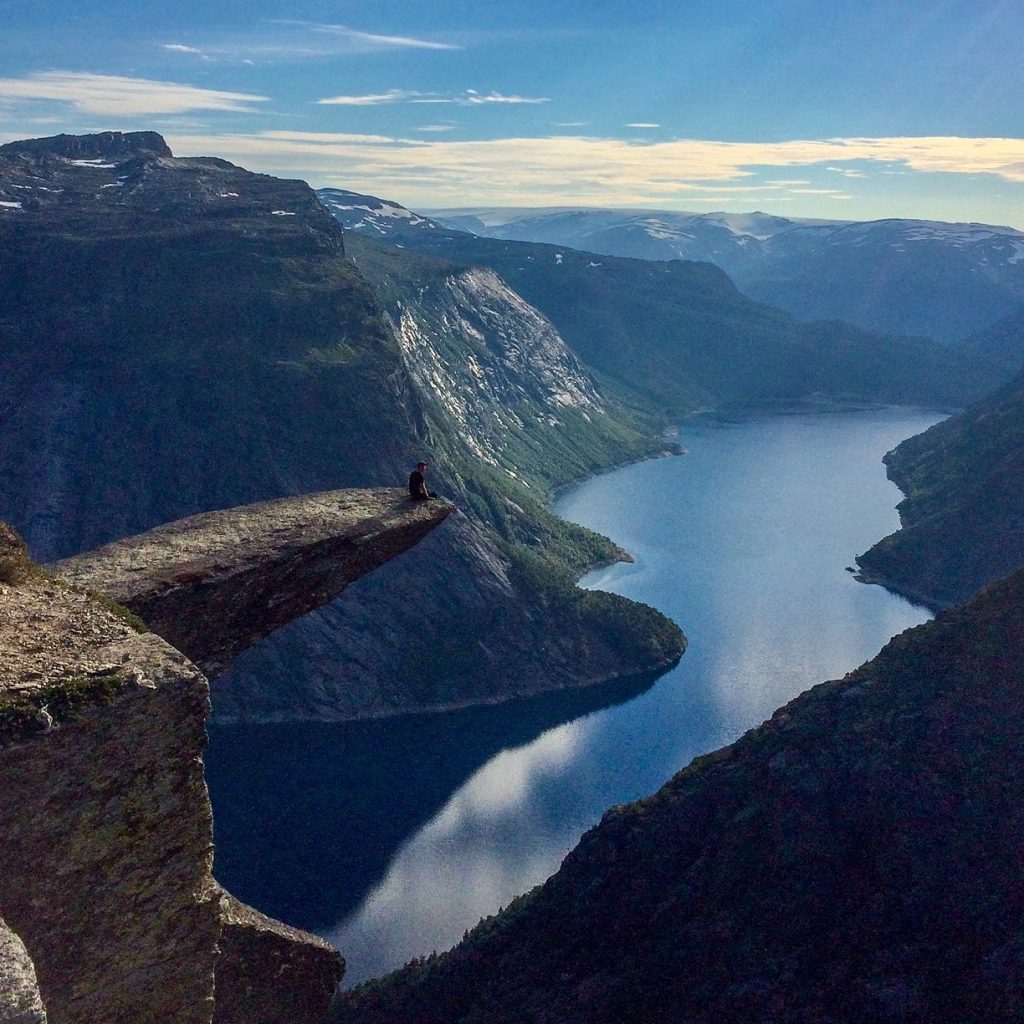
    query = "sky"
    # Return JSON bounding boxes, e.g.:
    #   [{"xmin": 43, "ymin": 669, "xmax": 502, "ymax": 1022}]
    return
[{"xmin": 2, "ymin": 0, "xmax": 1024, "ymax": 225}]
